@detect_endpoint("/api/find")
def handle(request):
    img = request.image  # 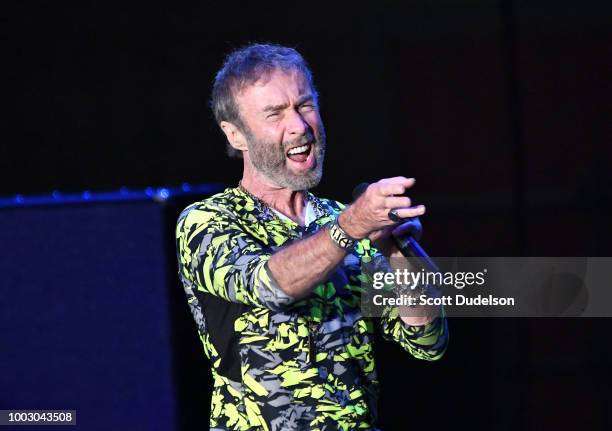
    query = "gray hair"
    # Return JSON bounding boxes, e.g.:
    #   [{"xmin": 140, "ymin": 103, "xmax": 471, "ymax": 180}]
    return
[{"xmin": 211, "ymin": 43, "xmax": 318, "ymax": 158}]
